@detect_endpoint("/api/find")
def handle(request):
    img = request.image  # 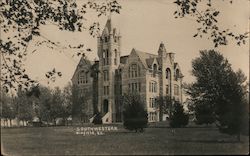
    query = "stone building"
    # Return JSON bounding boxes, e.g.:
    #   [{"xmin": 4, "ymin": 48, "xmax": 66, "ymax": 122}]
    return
[{"xmin": 71, "ymin": 18, "xmax": 184, "ymax": 123}]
